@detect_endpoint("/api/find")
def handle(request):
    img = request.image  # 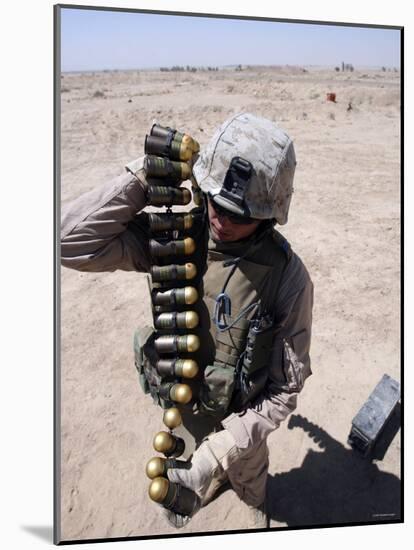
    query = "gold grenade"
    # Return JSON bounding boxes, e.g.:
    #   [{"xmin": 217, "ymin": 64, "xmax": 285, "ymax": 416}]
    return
[
  {"xmin": 153, "ymin": 431, "xmax": 185, "ymax": 457},
  {"xmin": 154, "ymin": 311, "xmax": 199, "ymax": 330},
  {"xmin": 156, "ymin": 358, "xmax": 199, "ymax": 379},
  {"xmin": 144, "ymin": 155, "xmax": 191, "ymax": 182},
  {"xmin": 146, "ymin": 456, "xmax": 168, "ymax": 479},
  {"xmin": 154, "ymin": 334, "xmax": 200, "ymax": 354},
  {"xmin": 163, "ymin": 407, "xmax": 182, "ymax": 429},
  {"xmin": 152, "ymin": 286, "xmax": 198, "ymax": 306},
  {"xmin": 149, "ymin": 237, "xmax": 196, "ymax": 258},
  {"xmin": 148, "ymin": 477, "xmax": 200, "ymax": 516},
  {"xmin": 159, "ymin": 382, "xmax": 192, "ymax": 404},
  {"xmin": 148, "ymin": 476, "xmax": 170, "ymax": 503},
  {"xmin": 150, "ymin": 263, "xmax": 197, "ymax": 283},
  {"xmin": 147, "ymin": 186, "xmax": 192, "ymax": 207},
  {"xmin": 148, "ymin": 213, "xmax": 194, "ymax": 232}
]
